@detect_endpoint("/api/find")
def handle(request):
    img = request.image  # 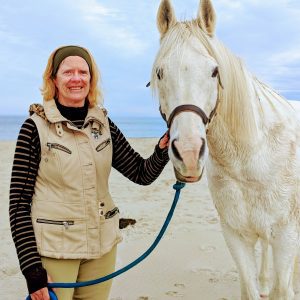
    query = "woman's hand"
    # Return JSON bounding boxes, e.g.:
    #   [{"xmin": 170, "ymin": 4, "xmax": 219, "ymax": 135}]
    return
[
  {"xmin": 30, "ymin": 275, "xmax": 55, "ymax": 300},
  {"xmin": 30, "ymin": 287, "xmax": 50, "ymax": 300},
  {"xmin": 158, "ymin": 131, "xmax": 170, "ymax": 149}
]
